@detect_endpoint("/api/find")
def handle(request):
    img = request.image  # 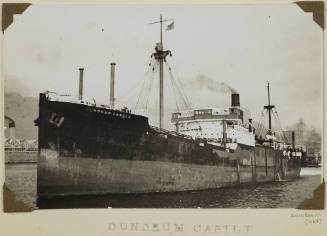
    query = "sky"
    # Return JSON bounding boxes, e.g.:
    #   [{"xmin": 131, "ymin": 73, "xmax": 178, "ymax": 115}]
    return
[{"xmin": 3, "ymin": 4, "xmax": 322, "ymax": 131}]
